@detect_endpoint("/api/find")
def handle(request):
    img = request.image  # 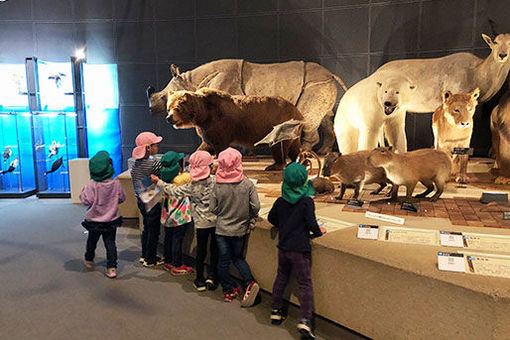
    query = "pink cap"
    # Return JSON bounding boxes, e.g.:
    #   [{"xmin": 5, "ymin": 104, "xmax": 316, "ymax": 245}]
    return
[
  {"xmin": 132, "ymin": 132, "xmax": 163, "ymax": 159},
  {"xmin": 189, "ymin": 150, "xmax": 213, "ymax": 181},
  {"xmin": 216, "ymin": 147, "xmax": 244, "ymax": 183}
]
